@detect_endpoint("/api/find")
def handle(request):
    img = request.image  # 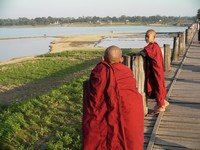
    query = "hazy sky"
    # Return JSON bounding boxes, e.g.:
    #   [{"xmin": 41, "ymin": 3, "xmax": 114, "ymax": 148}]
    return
[{"xmin": 0, "ymin": 0, "xmax": 199, "ymax": 19}]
